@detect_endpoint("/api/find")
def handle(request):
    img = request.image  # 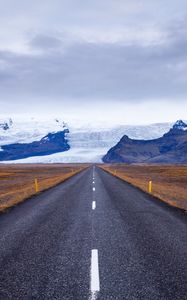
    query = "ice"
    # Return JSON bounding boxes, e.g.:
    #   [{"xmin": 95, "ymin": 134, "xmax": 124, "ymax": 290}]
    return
[{"xmin": 0, "ymin": 117, "xmax": 174, "ymax": 163}]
